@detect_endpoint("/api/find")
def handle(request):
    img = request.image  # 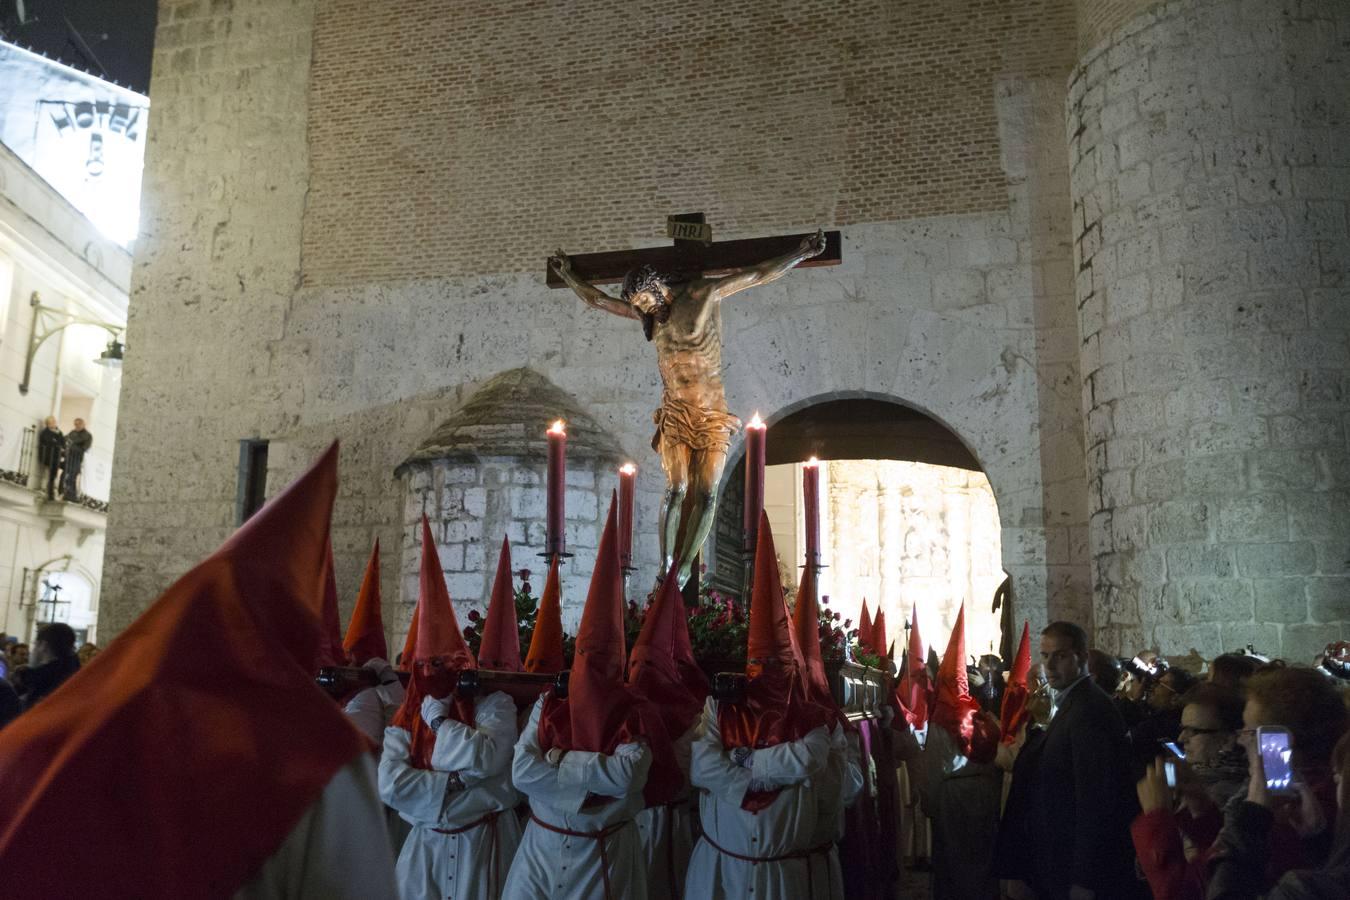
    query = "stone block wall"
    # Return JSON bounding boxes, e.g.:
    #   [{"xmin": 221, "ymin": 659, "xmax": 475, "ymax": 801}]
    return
[
  {"xmin": 401, "ymin": 456, "xmax": 613, "ymax": 631},
  {"xmin": 1068, "ymin": 0, "xmax": 1350, "ymax": 658},
  {"xmin": 102, "ymin": 0, "xmax": 320, "ymax": 637}
]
